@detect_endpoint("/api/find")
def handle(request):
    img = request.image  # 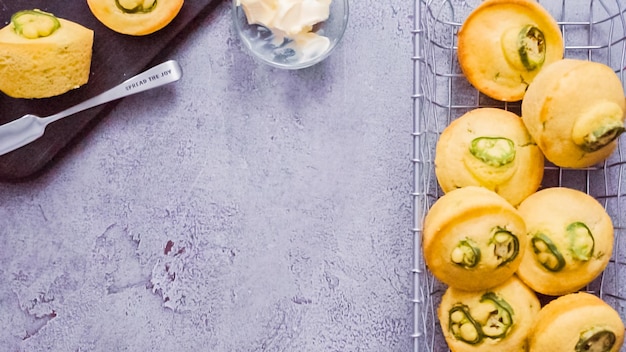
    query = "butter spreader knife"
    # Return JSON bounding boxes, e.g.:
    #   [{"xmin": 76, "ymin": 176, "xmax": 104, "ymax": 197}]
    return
[{"xmin": 0, "ymin": 60, "xmax": 182, "ymax": 156}]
